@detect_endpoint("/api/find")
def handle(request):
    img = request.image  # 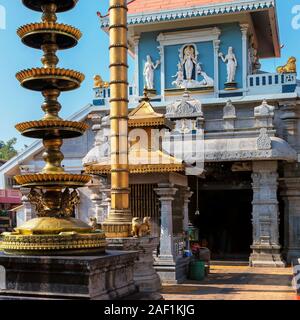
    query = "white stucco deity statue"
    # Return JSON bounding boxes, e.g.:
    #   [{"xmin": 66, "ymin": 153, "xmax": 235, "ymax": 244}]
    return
[
  {"xmin": 172, "ymin": 63, "xmax": 184, "ymax": 87},
  {"xmin": 82, "ymin": 133, "xmax": 110, "ymax": 166},
  {"xmin": 182, "ymin": 45, "xmax": 197, "ymax": 81},
  {"xmin": 172, "ymin": 43, "xmax": 214, "ymax": 89},
  {"xmin": 219, "ymin": 46, "xmax": 238, "ymax": 83},
  {"xmin": 198, "ymin": 71, "xmax": 214, "ymax": 87},
  {"xmin": 100, "ymin": 135, "xmax": 110, "ymax": 158},
  {"xmin": 143, "ymin": 55, "xmax": 160, "ymax": 90}
]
